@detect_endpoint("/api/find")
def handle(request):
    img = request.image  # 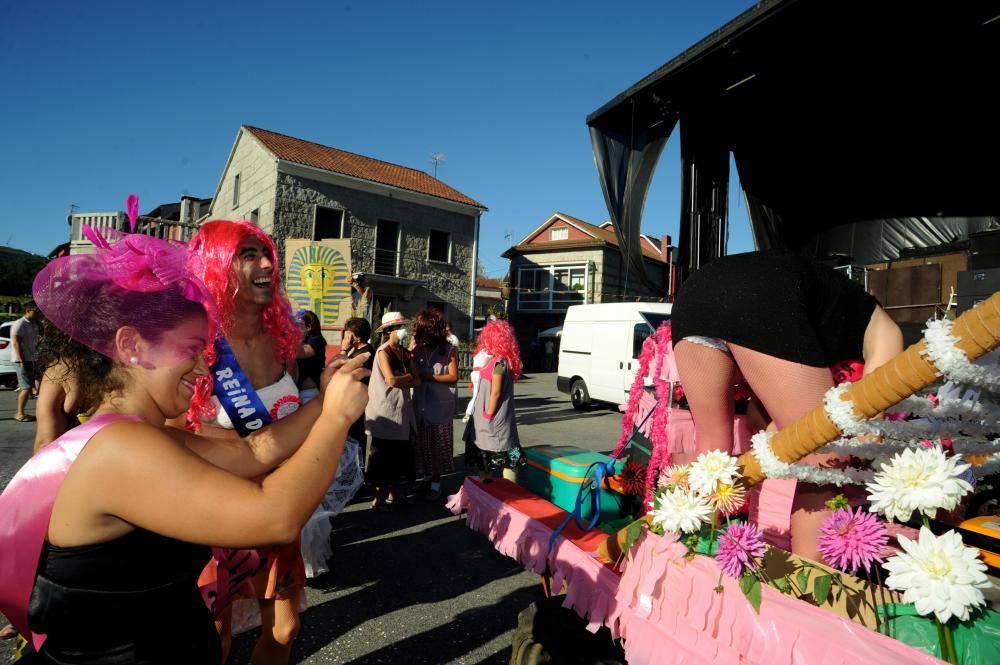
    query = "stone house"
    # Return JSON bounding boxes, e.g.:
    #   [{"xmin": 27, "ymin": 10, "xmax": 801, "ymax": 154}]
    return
[
  {"xmin": 502, "ymin": 211, "xmax": 671, "ymax": 360},
  {"xmin": 207, "ymin": 125, "xmax": 487, "ymax": 338}
]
